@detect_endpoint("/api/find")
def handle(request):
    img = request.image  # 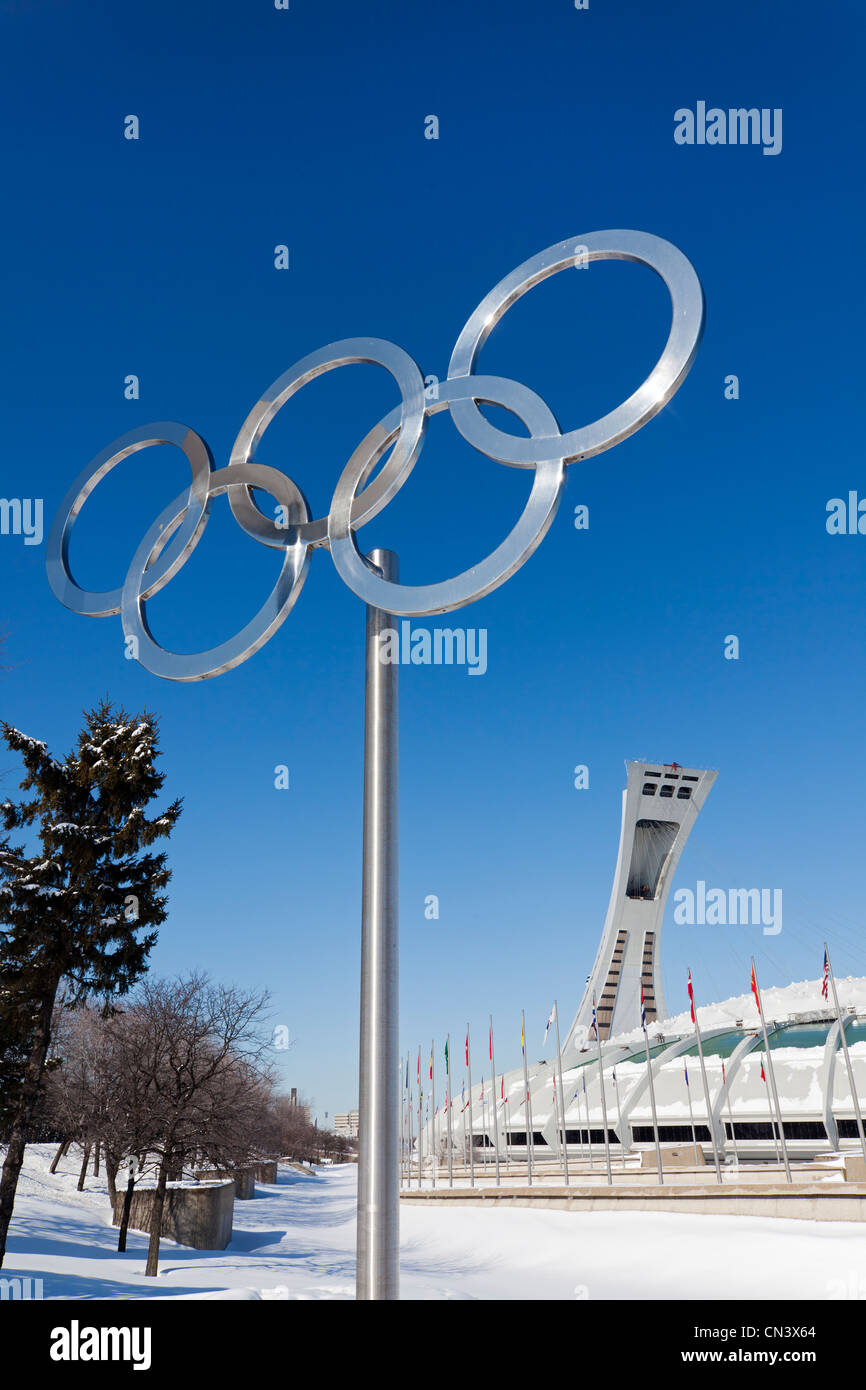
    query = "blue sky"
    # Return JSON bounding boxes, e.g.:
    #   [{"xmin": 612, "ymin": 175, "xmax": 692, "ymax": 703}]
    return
[{"xmin": 1, "ymin": 0, "xmax": 865, "ymax": 1118}]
